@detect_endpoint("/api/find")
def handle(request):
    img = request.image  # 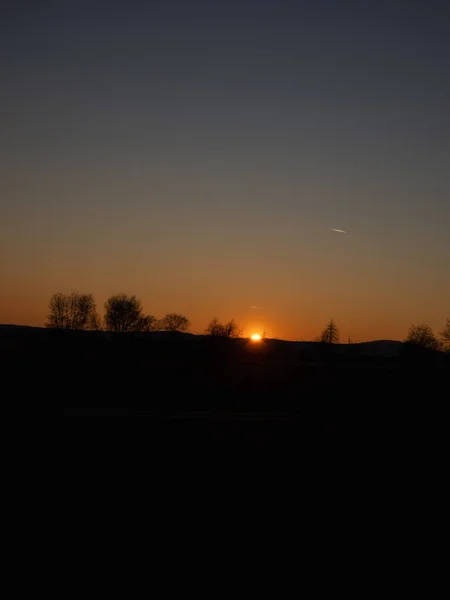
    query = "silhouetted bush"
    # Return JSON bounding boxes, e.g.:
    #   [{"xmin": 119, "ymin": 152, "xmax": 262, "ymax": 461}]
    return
[
  {"xmin": 138, "ymin": 315, "xmax": 158, "ymax": 332},
  {"xmin": 161, "ymin": 313, "xmax": 190, "ymax": 332},
  {"xmin": 404, "ymin": 324, "xmax": 442, "ymax": 351},
  {"xmin": 205, "ymin": 317, "xmax": 242, "ymax": 338}
]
